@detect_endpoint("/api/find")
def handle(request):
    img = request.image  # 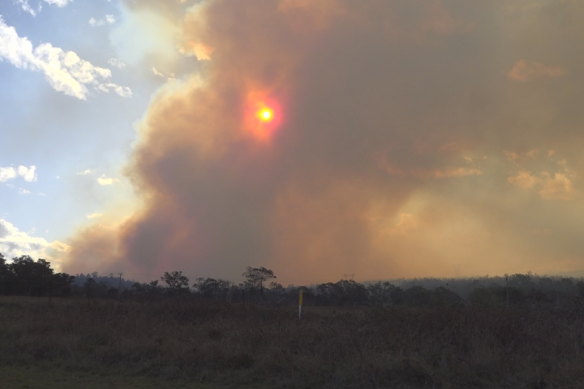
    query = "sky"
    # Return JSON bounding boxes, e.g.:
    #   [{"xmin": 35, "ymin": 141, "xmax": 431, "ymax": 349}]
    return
[{"xmin": 2, "ymin": 0, "xmax": 584, "ymax": 284}]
